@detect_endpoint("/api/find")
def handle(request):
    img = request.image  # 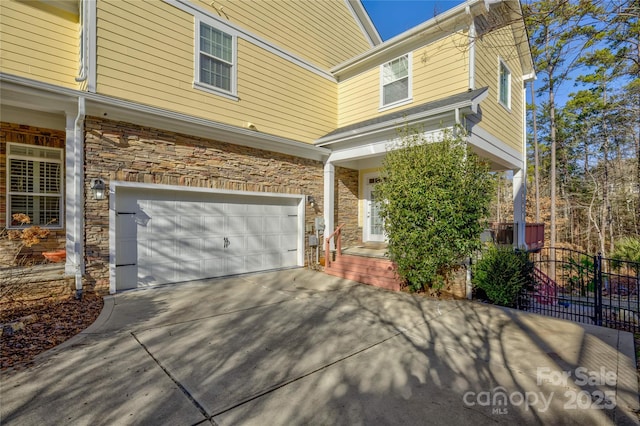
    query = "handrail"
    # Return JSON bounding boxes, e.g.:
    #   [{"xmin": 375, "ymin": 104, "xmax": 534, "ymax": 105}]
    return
[{"xmin": 324, "ymin": 224, "xmax": 345, "ymax": 268}]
